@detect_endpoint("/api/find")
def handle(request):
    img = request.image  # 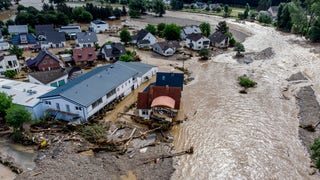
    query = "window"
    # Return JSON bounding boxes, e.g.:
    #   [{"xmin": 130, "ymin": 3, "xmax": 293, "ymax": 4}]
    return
[
  {"xmin": 43, "ymin": 60, "xmax": 47, "ymax": 64},
  {"xmin": 66, "ymin": 105, "xmax": 70, "ymax": 112},
  {"xmin": 56, "ymin": 103, "xmax": 60, "ymax": 110},
  {"xmin": 106, "ymin": 89, "xmax": 116, "ymax": 98},
  {"xmin": 45, "ymin": 101, "xmax": 51, "ymax": 105},
  {"xmin": 75, "ymin": 106, "xmax": 82, "ymax": 111},
  {"xmin": 92, "ymin": 98, "xmax": 102, "ymax": 109},
  {"xmin": 129, "ymin": 80, "xmax": 131, "ymax": 83},
  {"xmin": 162, "ymin": 76, "xmax": 165, "ymax": 81}
]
